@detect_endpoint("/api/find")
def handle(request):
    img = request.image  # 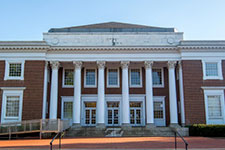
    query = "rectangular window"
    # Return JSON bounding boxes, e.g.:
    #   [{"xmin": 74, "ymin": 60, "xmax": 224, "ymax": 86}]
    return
[
  {"xmin": 63, "ymin": 69, "xmax": 74, "ymax": 87},
  {"xmin": 206, "ymin": 63, "xmax": 218, "ymax": 77},
  {"xmin": 4, "ymin": 60, "xmax": 25, "ymax": 80},
  {"xmin": 207, "ymin": 95, "xmax": 222, "ymax": 119},
  {"xmin": 85, "ymin": 69, "xmax": 96, "ymax": 87},
  {"xmin": 9, "ymin": 64, "xmax": 22, "ymax": 77},
  {"xmin": 152, "ymin": 68, "xmax": 164, "ymax": 87},
  {"xmin": 202, "ymin": 60, "xmax": 223, "ymax": 80},
  {"xmin": 203, "ymin": 89, "xmax": 225, "ymax": 125},
  {"xmin": 63, "ymin": 101, "xmax": 73, "ymax": 119},
  {"xmin": 130, "ymin": 69, "xmax": 142, "ymax": 87},
  {"xmin": 6, "ymin": 96, "xmax": 20, "ymax": 117},
  {"xmin": 1, "ymin": 88, "xmax": 24, "ymax": 123},
  {"xmin": 107, "ymin": 69, "xmax": 119, "ymax": 87}
]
